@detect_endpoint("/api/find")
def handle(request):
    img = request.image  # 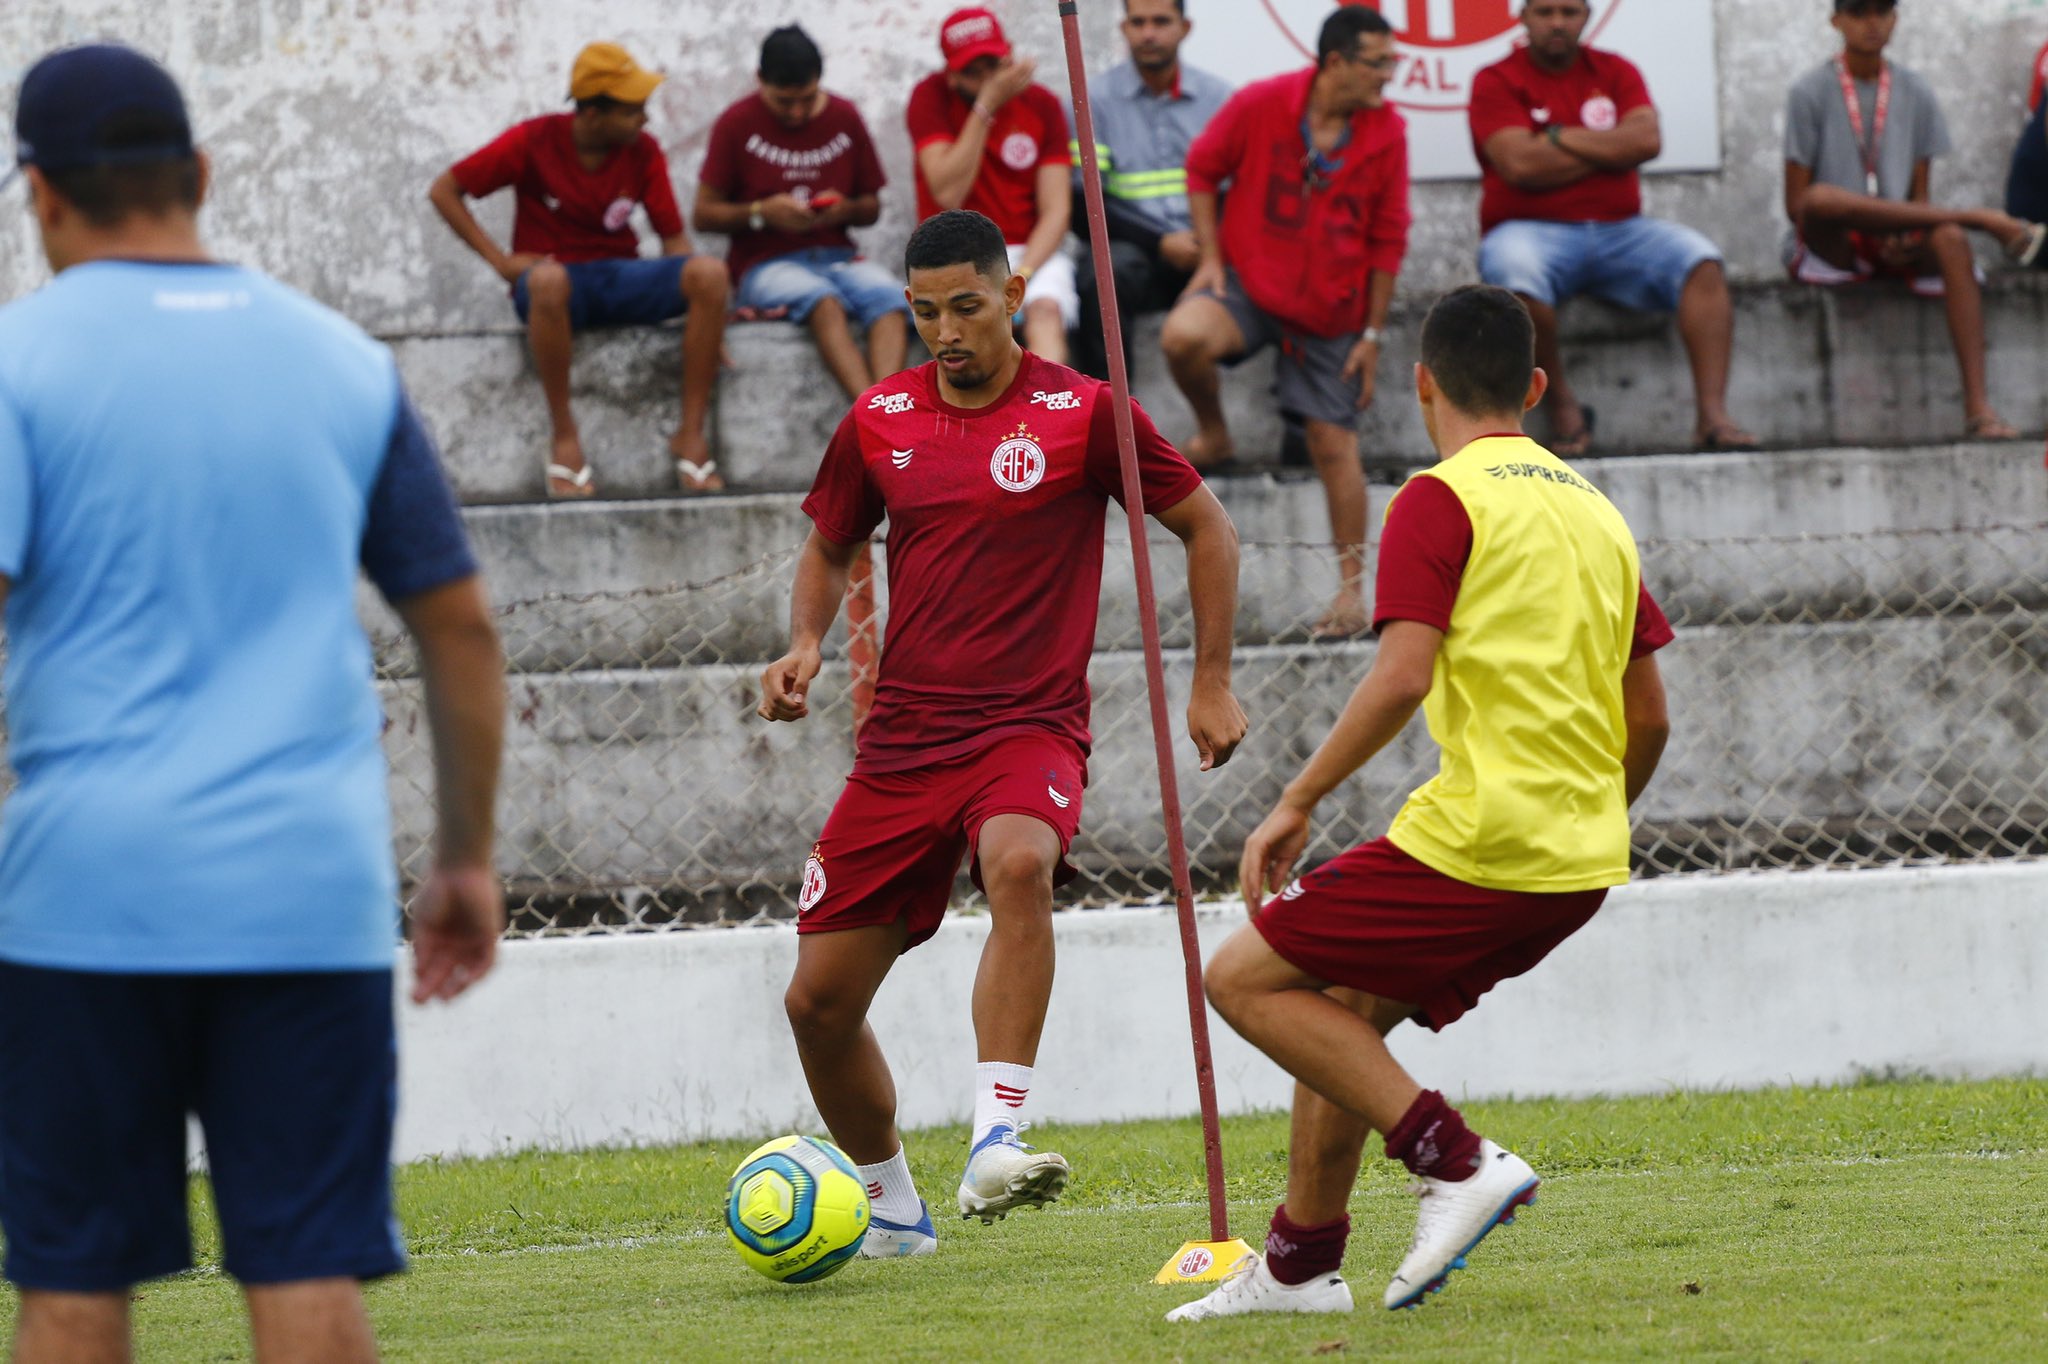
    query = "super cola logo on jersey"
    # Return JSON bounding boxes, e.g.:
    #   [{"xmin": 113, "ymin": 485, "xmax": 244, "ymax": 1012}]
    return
[{"xmin": 1258, "ymin": 0, "xmax": 1622, "ymax": 110}]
